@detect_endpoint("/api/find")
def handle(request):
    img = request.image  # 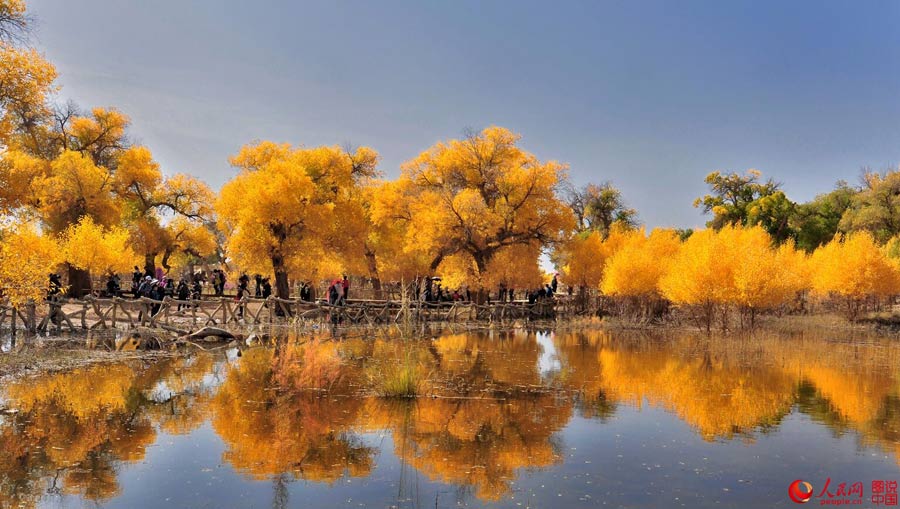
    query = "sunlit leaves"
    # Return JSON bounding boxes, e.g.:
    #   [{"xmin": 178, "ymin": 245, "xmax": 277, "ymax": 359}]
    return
[
  {"xmin": 0, "ymin": 223, "xmax": 59, "ymax": 306},
  {"xmin": 384, "ymin": 126, "xmax": 573, "ymax": 287},
  {"xmin": 217, "ymin": 142, "xmax": 378, "ymax": 296},
  {"xmin": 810, "ymin": 231, "xmax": 900, "ymax": 301},
  {"xmin": 61, "ymin": 216, "xmax": 139, "ymax": 276},
  {"xmin": 601, "ymin": 228, "xmax": 680, "ymax": 298},
  {"xmin": 33, "ymin": 150, "xmax": 120, "ymax": 233}
]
